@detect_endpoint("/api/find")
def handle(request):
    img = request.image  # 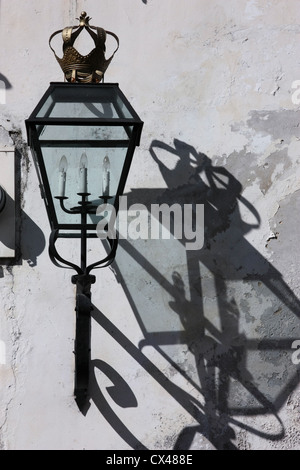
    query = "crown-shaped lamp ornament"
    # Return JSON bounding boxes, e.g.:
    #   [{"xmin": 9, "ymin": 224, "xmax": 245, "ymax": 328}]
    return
[{"xmin": 49, "ymin": 11, "xmax": 119, "ymax": 83}]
